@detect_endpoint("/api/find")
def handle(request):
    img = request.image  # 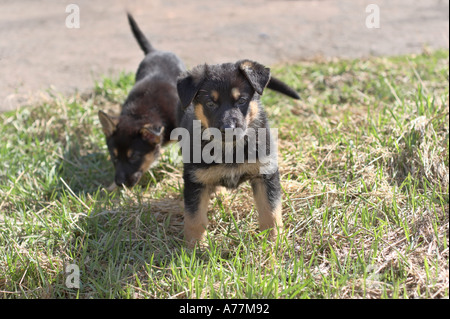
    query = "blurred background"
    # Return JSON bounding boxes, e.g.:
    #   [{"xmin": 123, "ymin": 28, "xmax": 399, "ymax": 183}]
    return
[{"xmin": 0, "ymin": 0, "xmax": 448, "ymax": 111}]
